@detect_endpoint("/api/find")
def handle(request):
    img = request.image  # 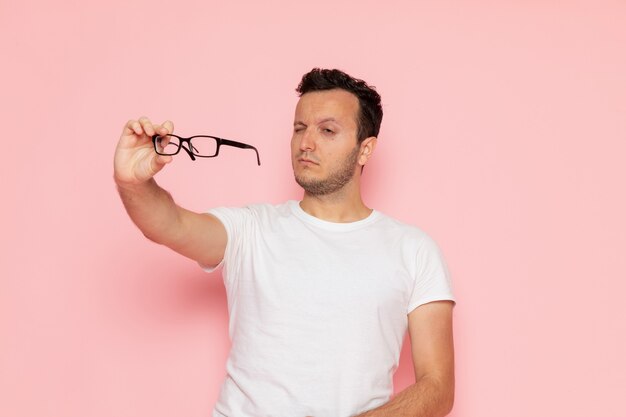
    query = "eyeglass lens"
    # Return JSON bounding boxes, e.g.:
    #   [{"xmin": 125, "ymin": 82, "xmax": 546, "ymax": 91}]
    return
[
  {"xmin": 154, "ymin": 135, "xmax": 218, "ymax": 156},
  {"xmin": 154, "ymin": 135, "xmax": 180, "ymax": 155}
]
